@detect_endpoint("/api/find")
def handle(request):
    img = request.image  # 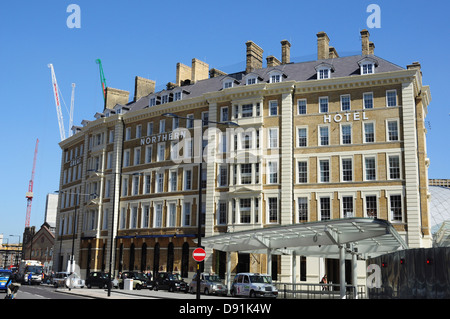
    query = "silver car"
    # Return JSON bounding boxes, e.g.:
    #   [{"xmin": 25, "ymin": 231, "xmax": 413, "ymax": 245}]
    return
[
  {"xmin": 189, "ymin": 273, "xmax": 227, "ymax": 296},
  {"xmin": 231, "ymin": 273, "xmax": 278, "ymax": 298},
  {"xmin": 53, "ymin": 272, "xmax": 85, "ymax": 289}
]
